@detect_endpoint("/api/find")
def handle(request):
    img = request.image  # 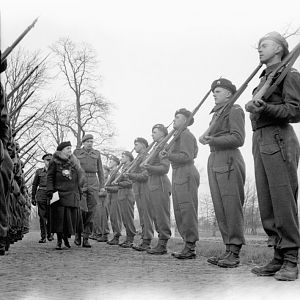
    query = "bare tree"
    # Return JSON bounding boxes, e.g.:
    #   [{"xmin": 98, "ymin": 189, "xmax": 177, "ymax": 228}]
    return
[{"xmin": 50, "ymin": 37, "xmax": 114, "ymax": 148}]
